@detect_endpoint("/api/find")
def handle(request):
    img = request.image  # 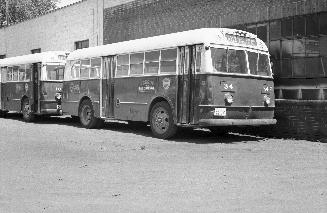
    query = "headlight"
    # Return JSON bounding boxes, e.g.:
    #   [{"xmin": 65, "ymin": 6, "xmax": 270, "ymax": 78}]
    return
[
  {"xmin": 55, "ymin": 93, "xmax": 62, "ymax": 100},
  {"xmin": 224, "ymin": 93, "xmax": 234, "ymax": 104},
  {"xmin": 263, "ymin": 95, "xmax": 271, "ymax": 105}
]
